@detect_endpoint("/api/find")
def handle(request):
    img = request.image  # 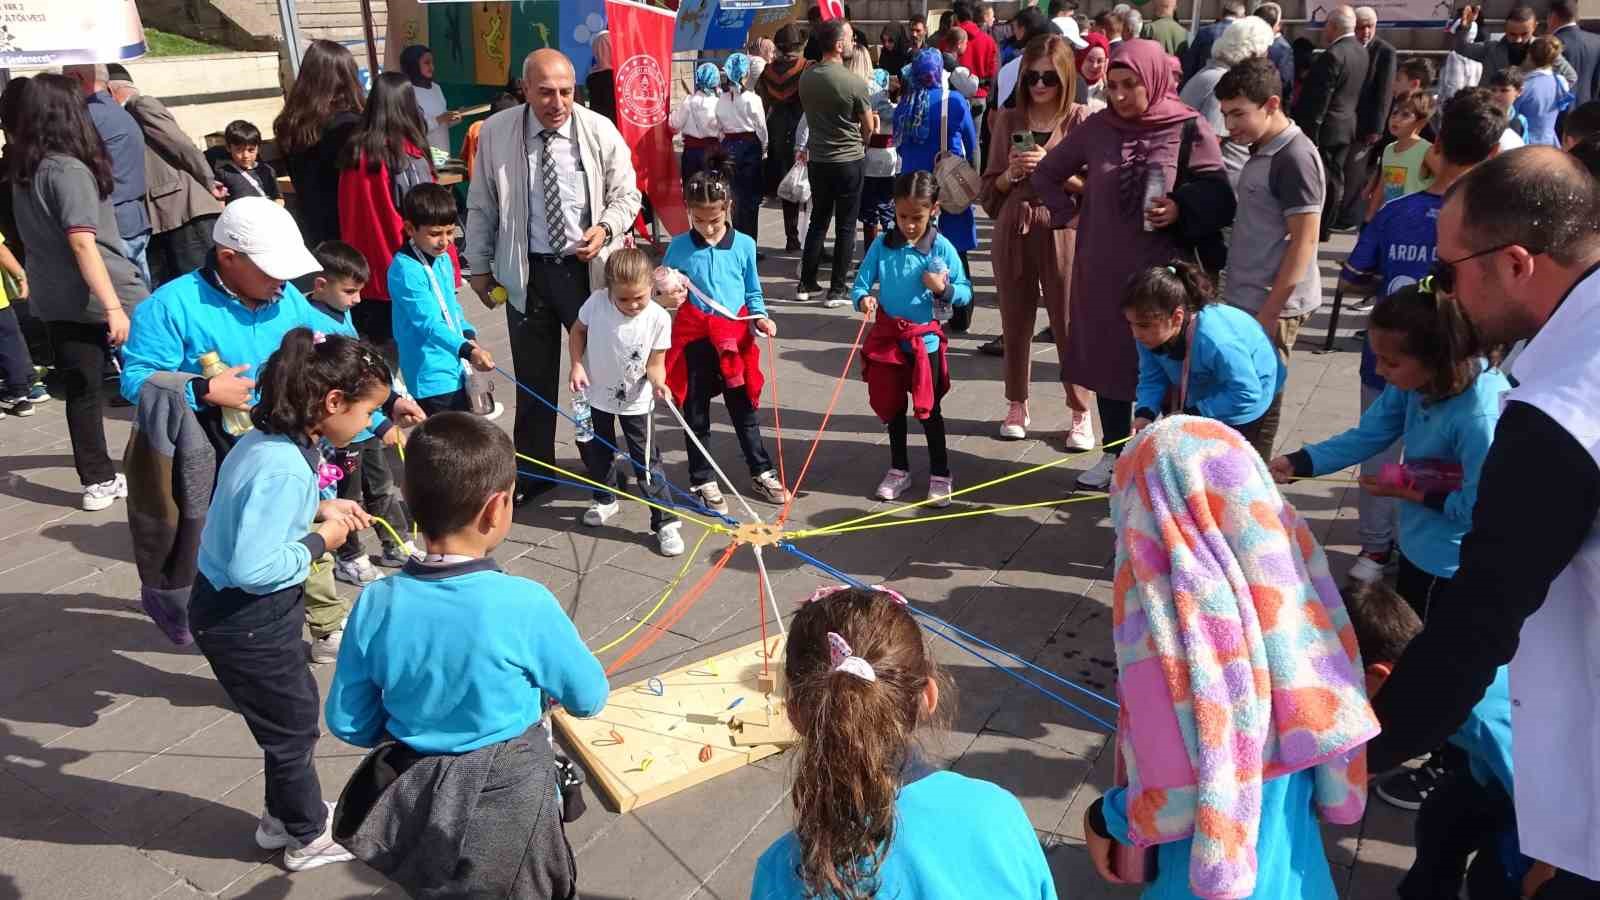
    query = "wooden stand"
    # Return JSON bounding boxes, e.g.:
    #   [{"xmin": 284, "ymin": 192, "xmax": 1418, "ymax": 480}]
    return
[{"xmin": 554, "ymin": 634, "xmax": 792, "ymax": 813}]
